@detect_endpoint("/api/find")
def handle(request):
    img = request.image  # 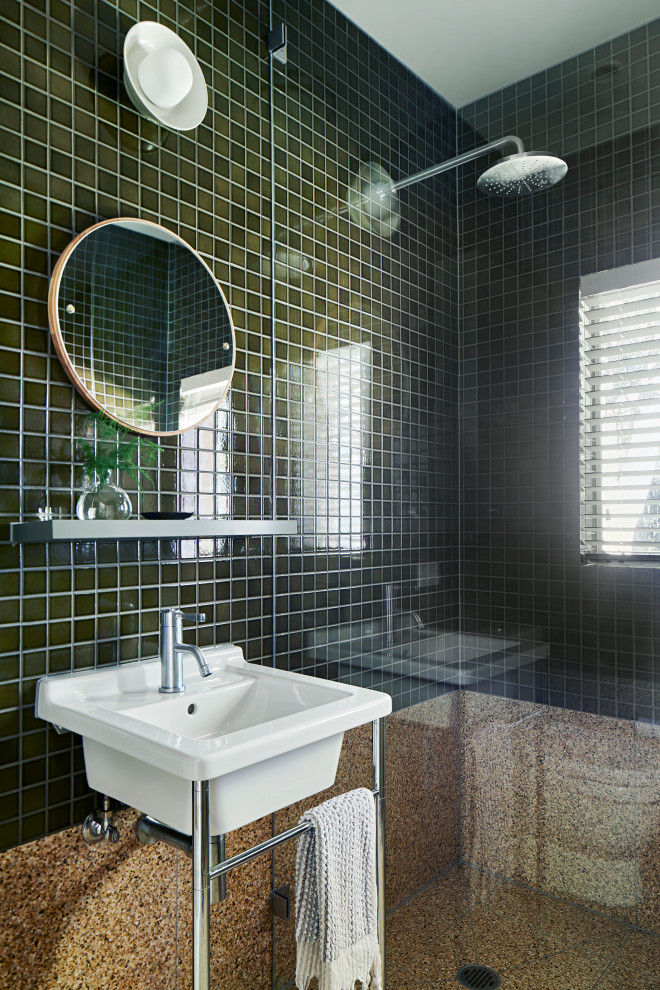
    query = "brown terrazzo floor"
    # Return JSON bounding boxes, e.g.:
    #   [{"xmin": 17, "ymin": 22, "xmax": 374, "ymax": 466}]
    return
[{"xmin": 386, "ymin": 863, "xmax": 660, "ymax": 989}]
